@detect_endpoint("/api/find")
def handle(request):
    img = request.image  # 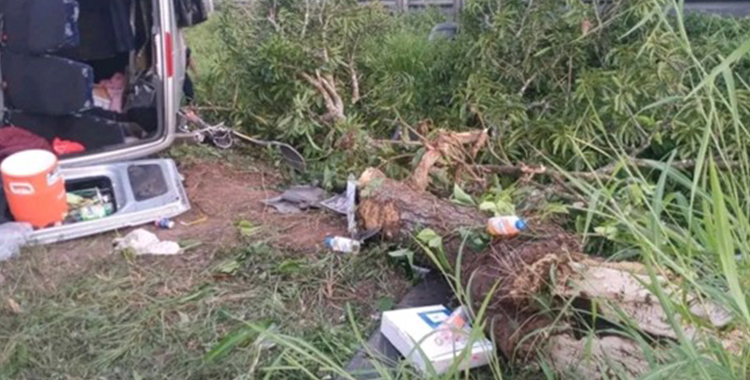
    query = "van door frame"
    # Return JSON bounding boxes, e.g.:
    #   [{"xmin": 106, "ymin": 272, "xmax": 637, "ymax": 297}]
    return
[{"xmin": 60, "ymin": 0, "xmax": 181, "ymax": 168}]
